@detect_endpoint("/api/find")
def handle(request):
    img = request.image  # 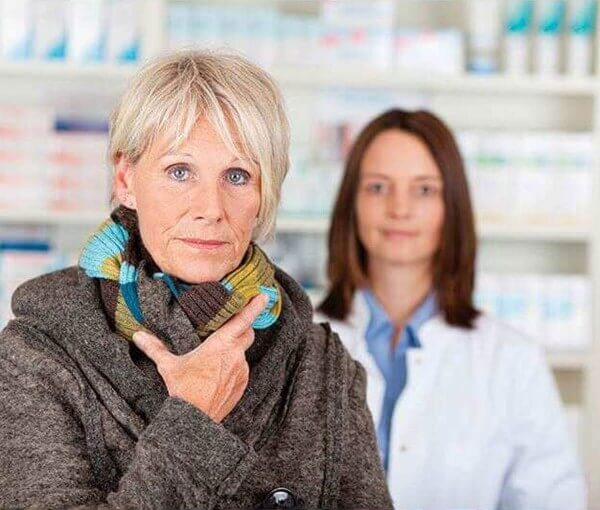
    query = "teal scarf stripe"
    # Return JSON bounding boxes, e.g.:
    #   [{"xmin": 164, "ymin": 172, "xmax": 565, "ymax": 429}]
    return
[
  {"xmin": 153, "ymin": 272, "xmax": 183, "ymax": 297},
  {"xmin": 119, "ymin": 262, "xmax": 138, "ymax": 285},
  {"xmin": 121, "ymin": 281, "xmax": 144, "ymax": 324},
  {"xmin": 80, "ymin": 222, "xmax": 130, "ymax": 280},
  {"xmin": 120, "ymin": 262, "xmax": 143, "ymax": 323},
  {"xmin": 254, "ymin": 285, "xmax": 279, "ymax": 329}
]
